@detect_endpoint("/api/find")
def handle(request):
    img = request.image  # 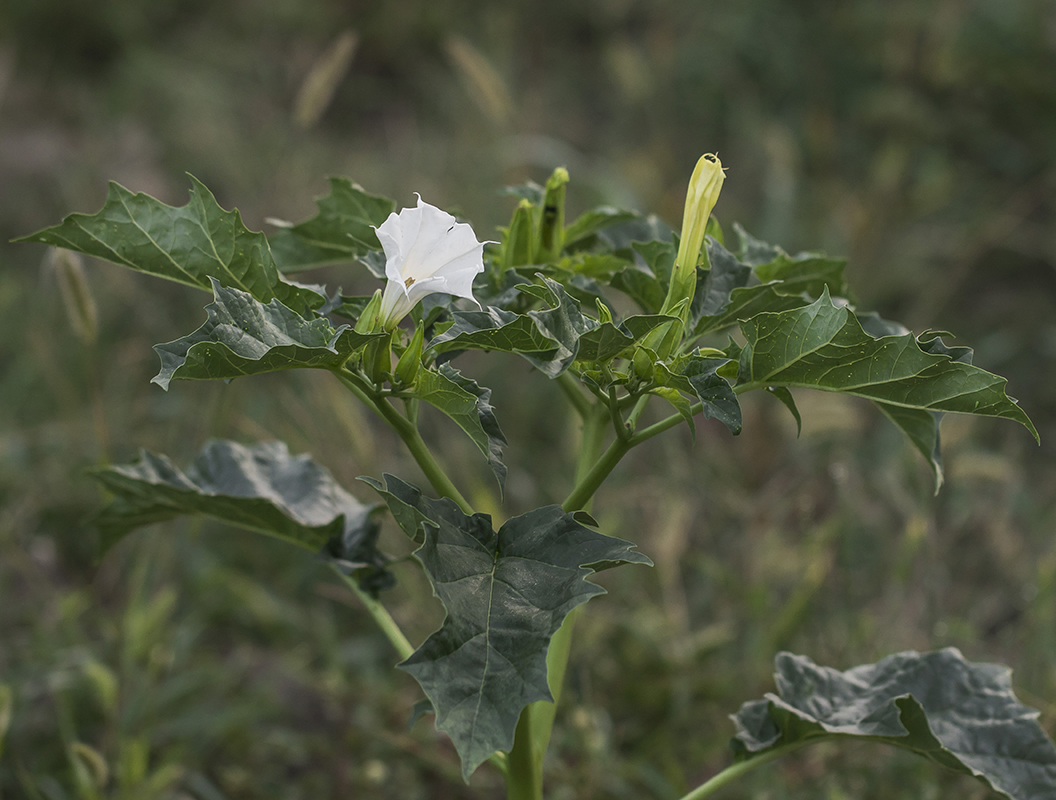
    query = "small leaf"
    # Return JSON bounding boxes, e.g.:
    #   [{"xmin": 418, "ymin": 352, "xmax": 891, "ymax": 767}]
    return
[
  {"xmin": 268, "ymin": 177, "xmax": 395, "ymax": 272},
  {"xmin": 651, "ymin": 387, "xmax": 696, "ymax": 439},
  {"xmin": 414, "ymin": 364, "xmax": 508, "ymax": 491},
  {"xmin": 18, "ymin": 176, "xmax": 324, "ymax": 314},
  {"xmin": 654, "ymin": 353, "xmax": 742, "ymax": 435},
  {"xmin": 875, "ymin": 403, "xmax": 944, "ymax": 492},
  {"xmin": 737, "ymin": 289, "xmax": 1038, "ymax": 441},
  {"xmin": 91, "ymin": 440, "xmax": 390, "ymax": 592},
  {"xmin": 732, "ymin": 648, "xmax": 1056, "ymax": 800},
  {"xmin": 363, "ymin": 474, "xmax": 651, "ymax": 780},
  {"xmin": 767, "ymin": 386, "xmax": 802, "ymax": 436},
  {"xmin": 152, "ymin": 279, "xmax": 382, "ymax": 390}
]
